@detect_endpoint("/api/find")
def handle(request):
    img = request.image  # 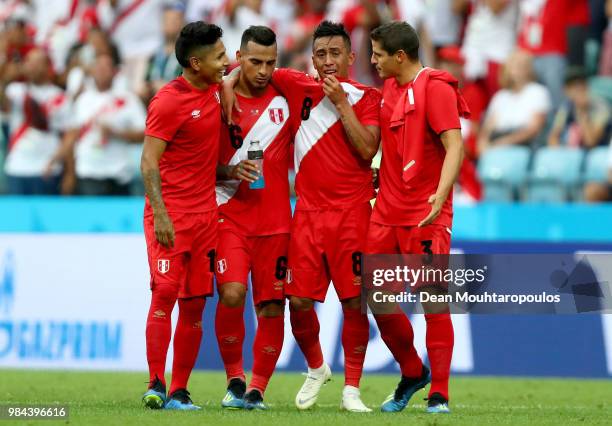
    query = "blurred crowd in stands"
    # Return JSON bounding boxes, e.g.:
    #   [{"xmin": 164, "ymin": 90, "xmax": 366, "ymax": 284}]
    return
[{"xmin": 0, "ymin": 0, "xmax": 611, "ymax": 202}]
